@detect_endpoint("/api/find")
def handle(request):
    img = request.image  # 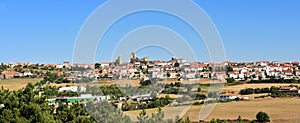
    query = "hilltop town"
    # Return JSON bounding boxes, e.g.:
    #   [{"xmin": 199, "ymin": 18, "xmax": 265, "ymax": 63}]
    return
[
  {"xmin": 2, "ymin": 52, "xmax": 300, "ymax": 82},
  {"xmin": 1, "ymin": 53, "xmax": 300, "ymax": 122}
]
